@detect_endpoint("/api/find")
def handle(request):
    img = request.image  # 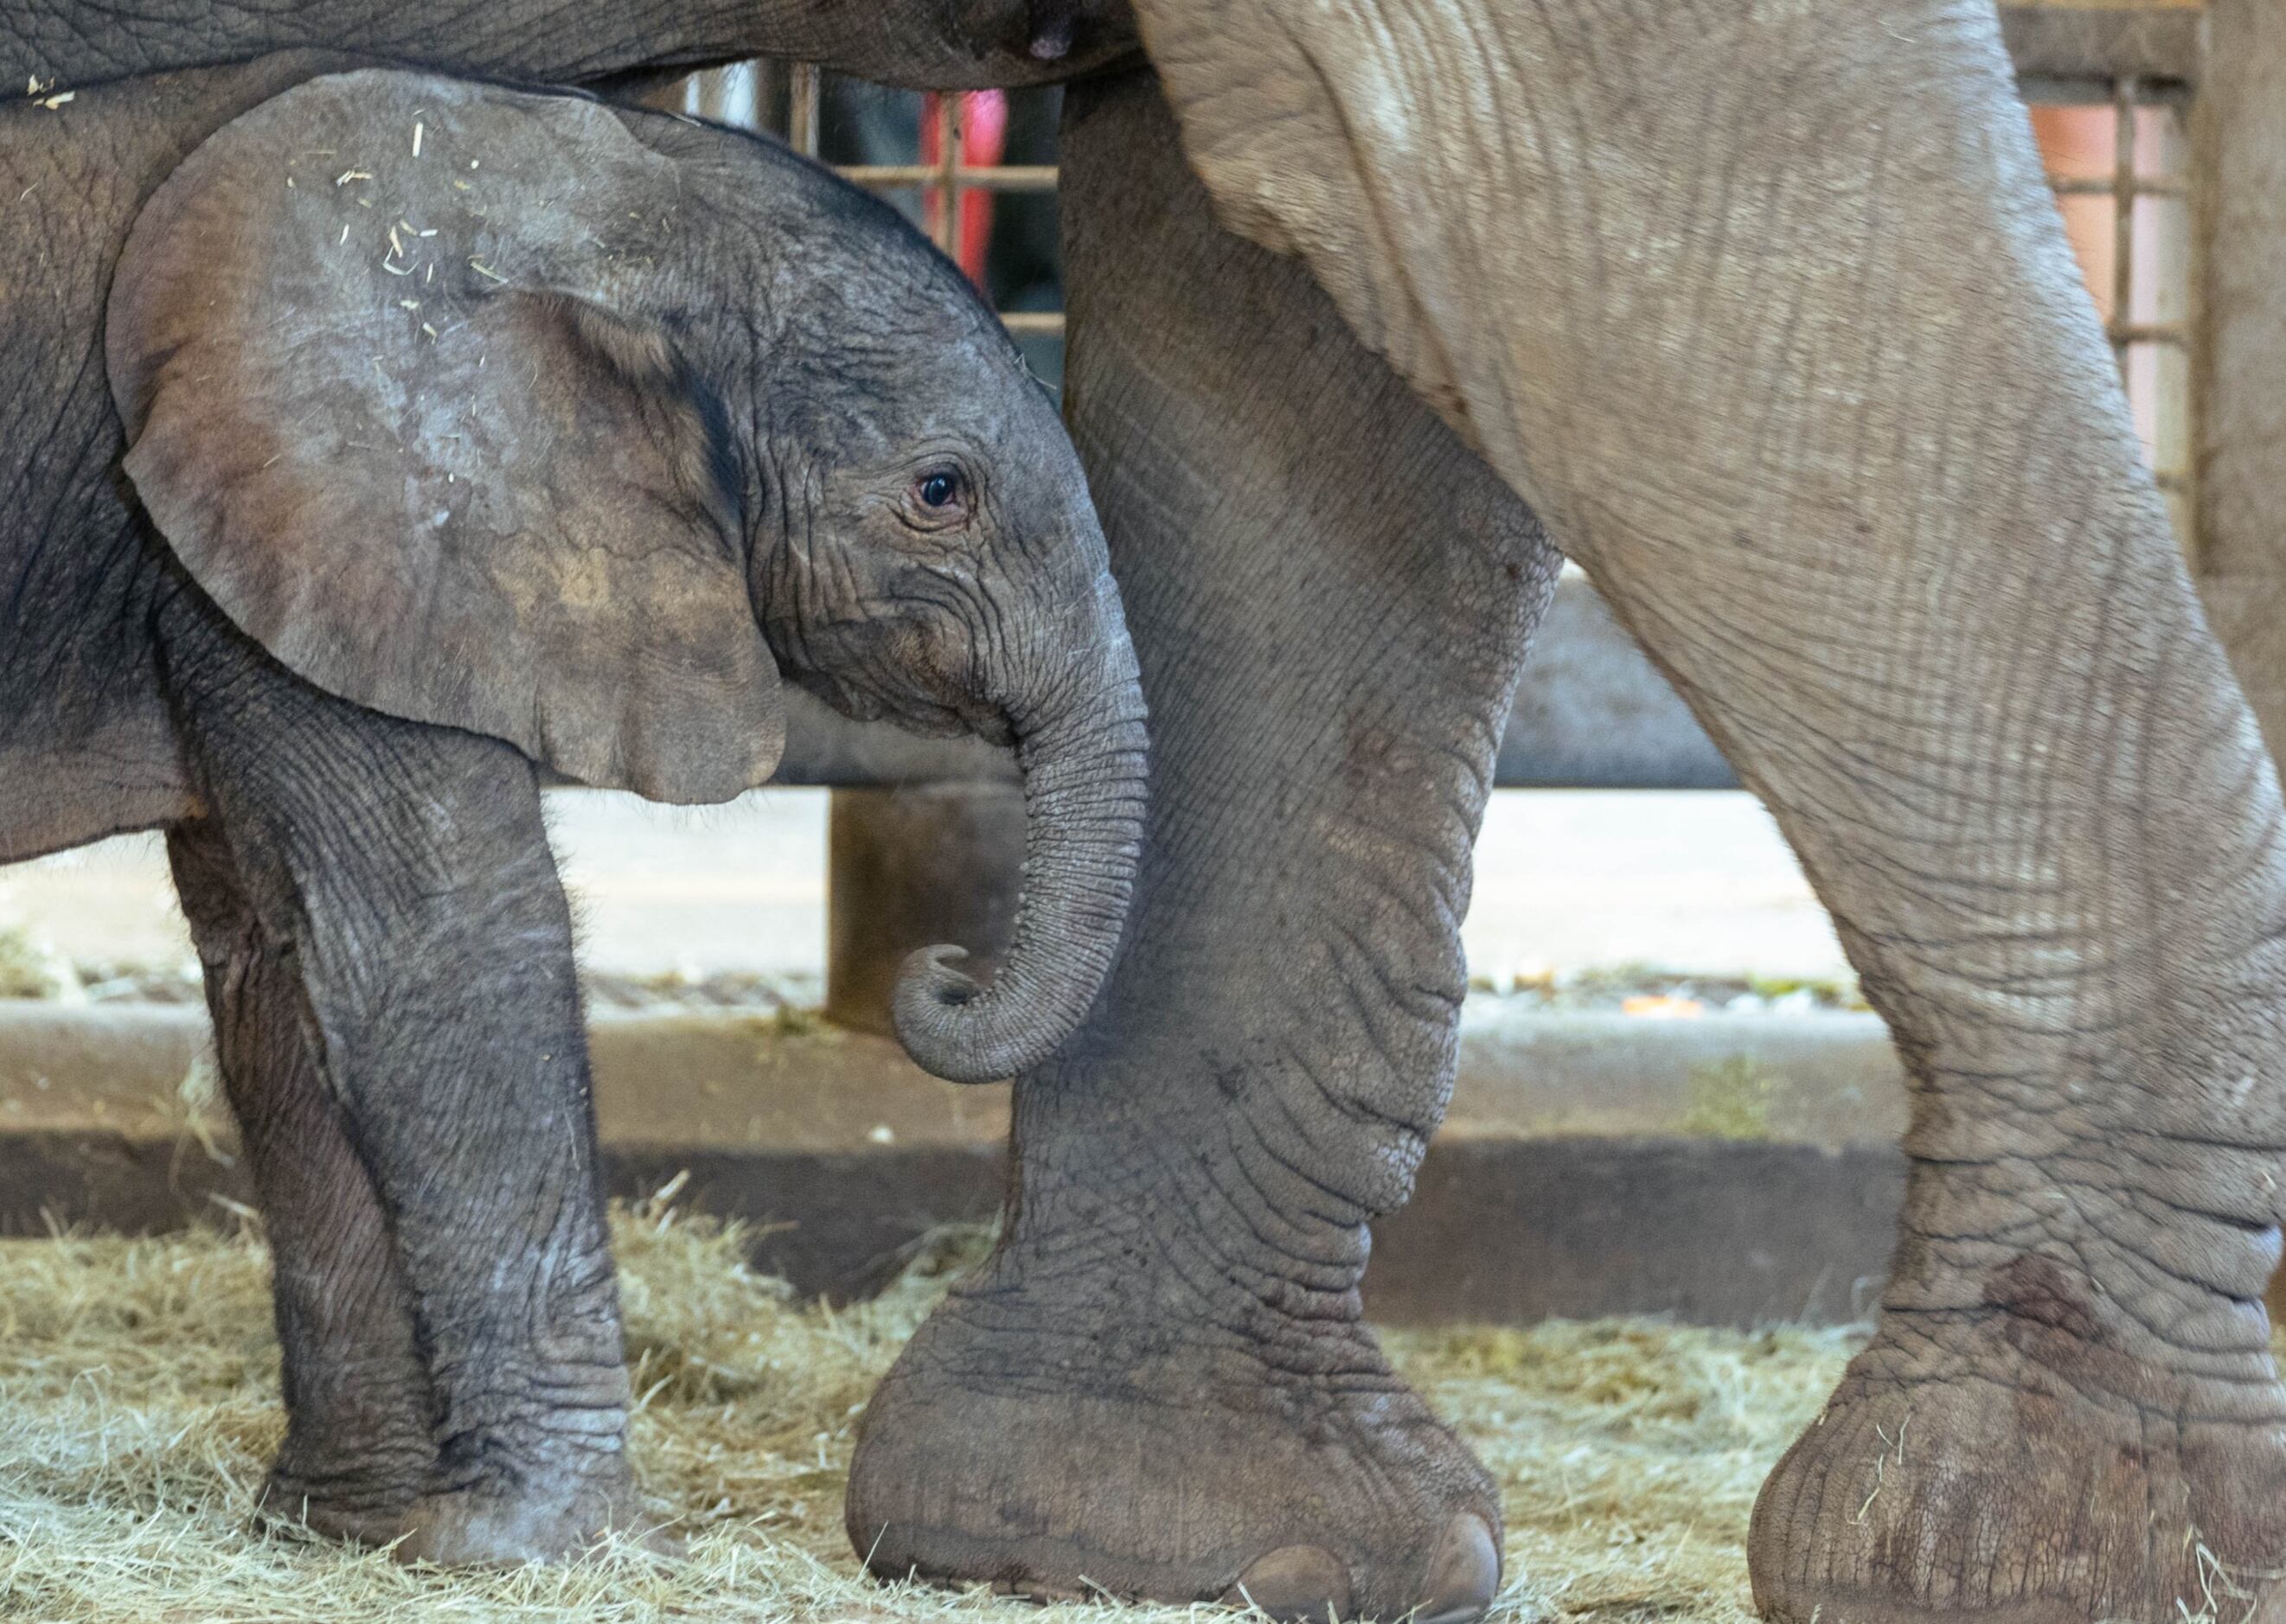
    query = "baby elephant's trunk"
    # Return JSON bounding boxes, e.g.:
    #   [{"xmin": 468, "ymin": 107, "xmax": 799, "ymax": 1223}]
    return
[{"xmin": 892, "ymin": 572, "xmax": 1148, "ymax": 1084}]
